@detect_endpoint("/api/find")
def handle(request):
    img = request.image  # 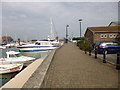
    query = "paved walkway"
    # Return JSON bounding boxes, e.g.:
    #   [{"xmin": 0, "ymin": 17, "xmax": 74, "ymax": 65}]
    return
[{"xmin": 41, "ymin": 42, "xmax": 118, "ymax": 88}]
